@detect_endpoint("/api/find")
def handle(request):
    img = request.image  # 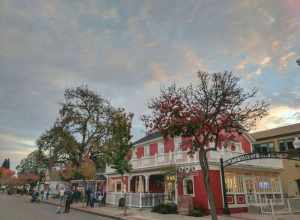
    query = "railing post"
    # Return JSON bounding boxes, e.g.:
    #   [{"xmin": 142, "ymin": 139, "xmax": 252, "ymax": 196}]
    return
[
  {"xmin": 152, "ymin": 193, "xmax": 155, "ymax": 207},
  {"xmin": 139, "ymin": 192, "xmax": 142, "ymax": 208},
  {"xmin": 270, "ymin": 199, "xmax": 275, "ymax": 217},
  {"xmin": 287, "ymin": 198, "xmax": 292, "ymax": 213}
]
